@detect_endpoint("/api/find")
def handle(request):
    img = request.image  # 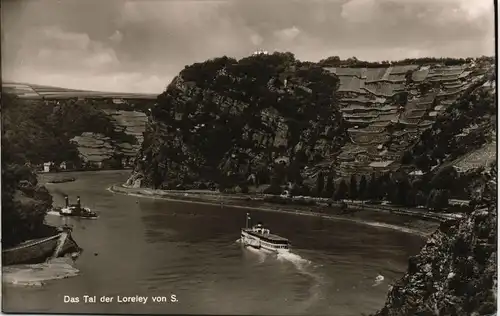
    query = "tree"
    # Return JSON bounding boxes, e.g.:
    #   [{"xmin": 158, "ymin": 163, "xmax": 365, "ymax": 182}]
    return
[
  {"xmin": 335, "ymin": 179, "xmax": 348, "ymax": 201},
  {"xmin": 378, "ymin": 173, "xmax": 392, "ymax": 200},
  {"xmin": 415, "ymin": 154, "xmax": 432, "ymax": 173},
  {"xmin": 367, "ymin": 173, "xmax": 379, "ymax": 200},
  {"xmin": 401, "ymin": 150, "xmax": 413, "ymax": 165},
  {"xmin": 358, "ymin": 175, "xmax": 368, "ymax": 200},
  {"xmin": 430, "ymin": 166, "xmax": 459, "ymax": 191},
  {"xmin": 323, "ymin": 174, "xmax": 335, "ymax": 198},
  {"xmin": 427, "ymin": 189, "xmax": 450, "ymax": 211},
  {"xmin": 394, "ymin": 177, "xmax": 411, "ymax": 205},
  {"xmin": 287, "ymin": 160, "xmax": 303, "ymax": 185},
  {"xmin": 415, "ymin": 190, "xmax": 427, "ymax": 206},
  {"xmin": 315, "ymin": 171, "xmax": 325, "ymax": 197},
  {"xmin": 349, "ymin": 174, "xmax": 358, "ymax": 201}
]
